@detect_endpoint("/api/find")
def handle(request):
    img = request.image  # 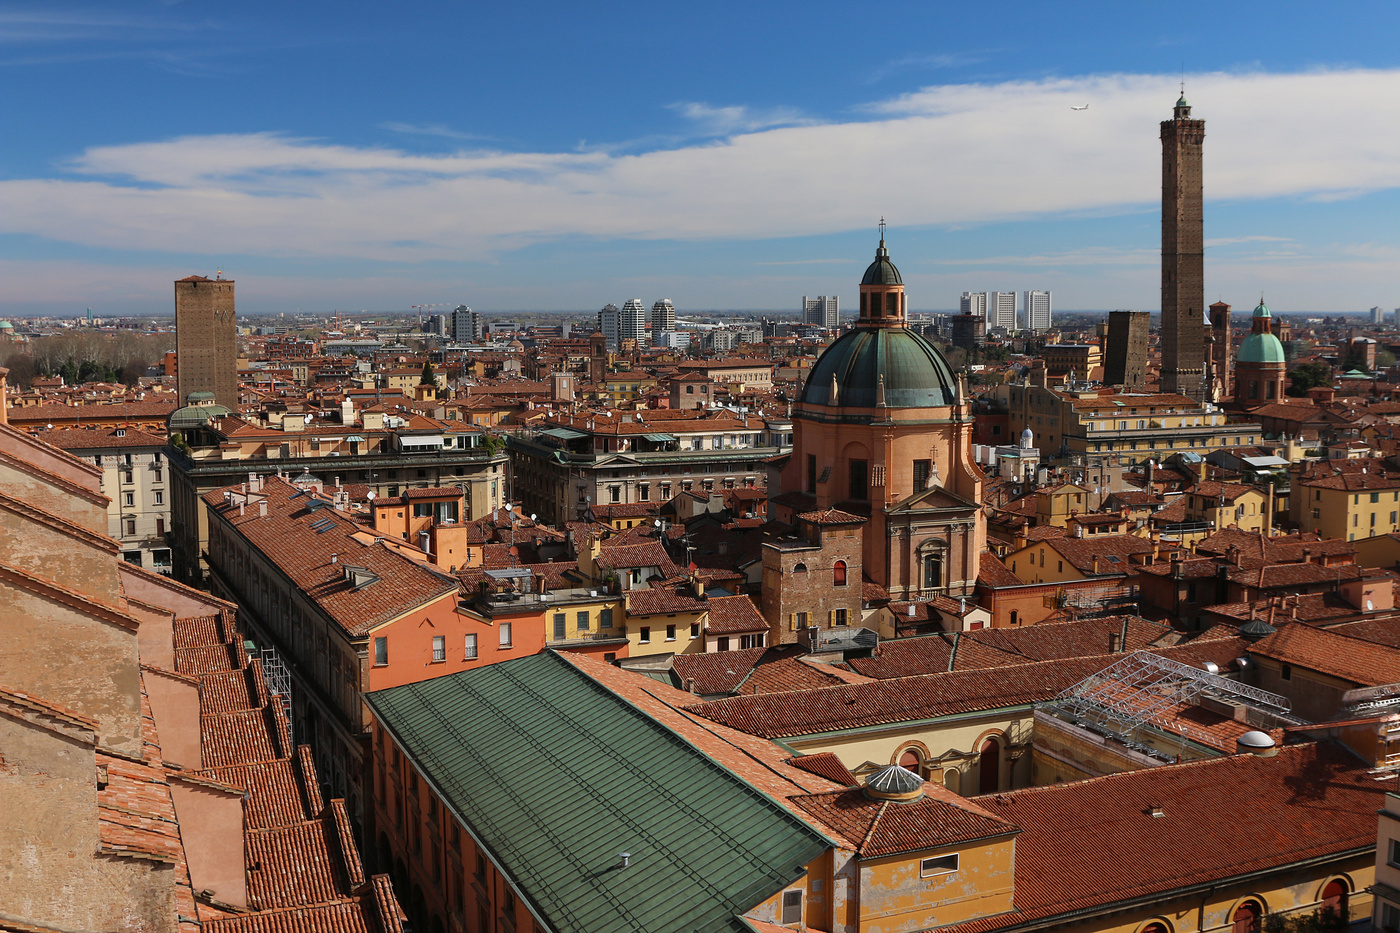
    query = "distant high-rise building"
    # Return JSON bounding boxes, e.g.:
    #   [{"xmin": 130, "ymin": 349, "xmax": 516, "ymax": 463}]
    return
[
  {"xmin": 950, "ymin": 313, "xmax": 986, "ymax": 350},
  {"xmin": 802, "ymin": 295, "xmax": 839, "ymax": 329},
  {"xmin": 619, "ymin": 298, "xmax": 647, "ymax": 347},
  {"xmin": 1023, "ymin": 290, "xmax": 1052, "ymax": 331},
  {"xmin": 989, "ymin": 292, "xmax": 1018, "ymax": 331},
  {"xmin": 174, "ymin": 274, "xmax": 237, "ymax": 408},
  {"xmin": 1160, "ymin": 93, "xmax": 1207, "ymax": 401},
  {"xmin": 451, "ymin": 305, "xmax": 480, "ymax": 342},
  {"xmin": 598, "ymin": 303, "xmax": 621, "ymax": 351},
  {"xmin": 959, "ymin": 292, "xmax": 988, "ymax": 321},
  {"xmin": 1372, "ymin": 306, "xmax": 1385, "ymax": 325},
  {"xmin": 1104, "ymin": 310, "xmax": 1150, "ymax": 390},
  {"xmin": 651, "ymin": 299, "xmax": 676, "ymax": 347}
]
